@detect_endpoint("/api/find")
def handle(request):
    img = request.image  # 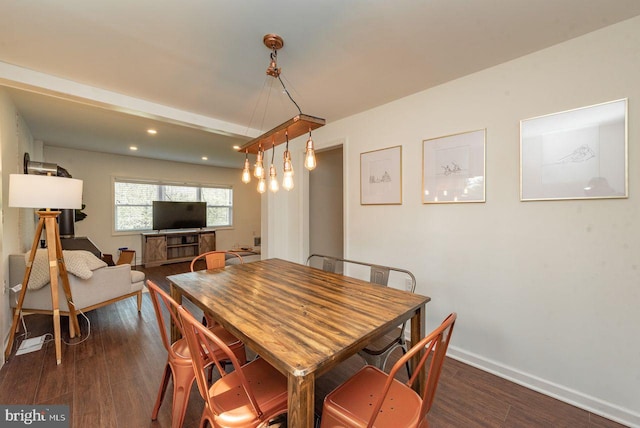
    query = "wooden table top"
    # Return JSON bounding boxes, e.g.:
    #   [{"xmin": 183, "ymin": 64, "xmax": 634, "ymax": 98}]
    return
[{"xmin": 167, "ymin": 258, "xmax": 430, "ymax": 378}]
